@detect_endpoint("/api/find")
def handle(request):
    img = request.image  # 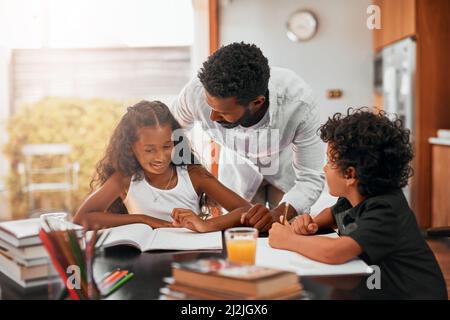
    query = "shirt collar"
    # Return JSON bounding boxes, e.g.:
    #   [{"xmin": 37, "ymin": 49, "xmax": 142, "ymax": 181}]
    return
[{"xmin": 267, "ymin": 79, "xmax": 281, "ymax": 127}]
